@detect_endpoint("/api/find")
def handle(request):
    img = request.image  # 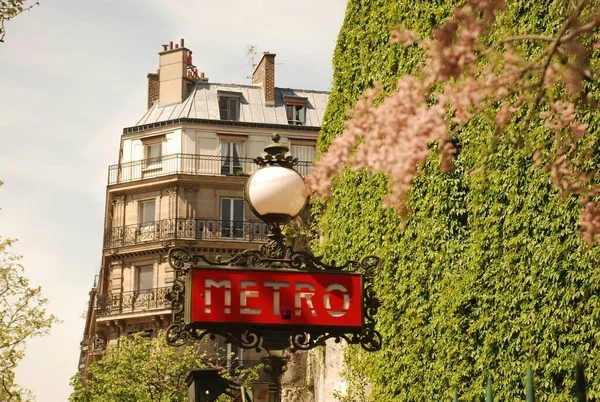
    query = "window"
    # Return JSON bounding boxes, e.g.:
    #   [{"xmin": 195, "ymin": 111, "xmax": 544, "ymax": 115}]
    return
[
  {"xmin": 291, "ymin": 144, "xmax": 316, "ymax": 162},
  {"xmin": 143, "ymin": 141, "xmax": 162, "ymax": 170},
  {"xmin": 291, "ymin": 143, "xmax": 316, "ymax": 176},
  {"xmin": 137, "ymin": 200, "xmax": 156, "ymax": 242},
  {"xmin": 219, "ymin": 96, "xmax": 239, "ymax": 121},
  {"xmin": 137, "ymin": 266, "xmax": 154, "ymax": 291},
  {"xmin": 226, "ymin": 343, "xmax": 244, "ymax": 374},
  {"xmin": 139, "ymin": 200, "xmax": 156, "ymax": 226},
  {"xmin": 146, "ymin": 143, "xmax": 161, "ymax": 159},
  {"xmin": 220, "ymin": 141, "xmax": 244, "ymax": 175},
  {"xmin": 286, "ymin": 103, "xmax": 306, "ymax": 125},
  {"xmin": 221, "ymin": 198, "xmax": 244, "ymax": 238}
]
